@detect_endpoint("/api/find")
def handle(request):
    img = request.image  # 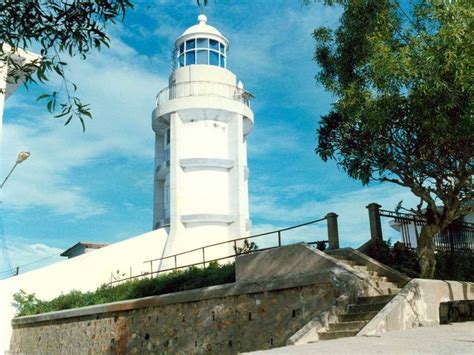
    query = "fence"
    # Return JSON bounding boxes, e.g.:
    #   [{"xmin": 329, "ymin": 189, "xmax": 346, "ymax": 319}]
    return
[
  {"xmin": 366, "ymin": 203, "xmax": 474, "ymax": 252},
  {"xmin": 155, "ymin": 81, "xmax": 253, "ymax": 107},
  {"xmin": 109, "ymin": 213, "xmax": 339, "ymax": 285}
]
